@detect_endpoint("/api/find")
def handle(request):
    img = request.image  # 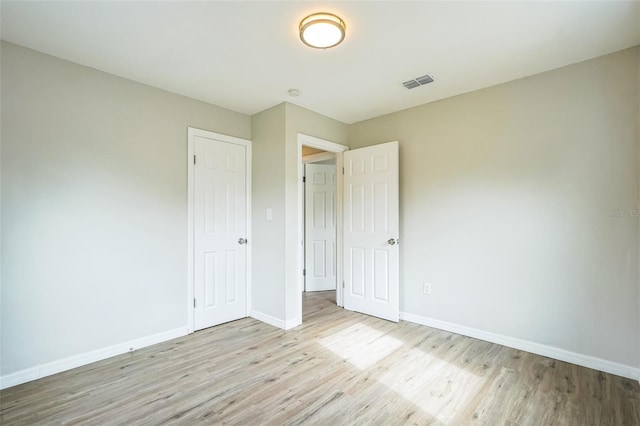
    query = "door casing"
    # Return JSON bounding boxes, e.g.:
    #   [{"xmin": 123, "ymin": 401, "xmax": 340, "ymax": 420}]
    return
[
  {"xmin": 297, "ymin": 134, "xmax": 349, "ymax": 322},
  {"xmin": 187, "ymin": 127, "xmax": 252, "ymax": 334}
]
